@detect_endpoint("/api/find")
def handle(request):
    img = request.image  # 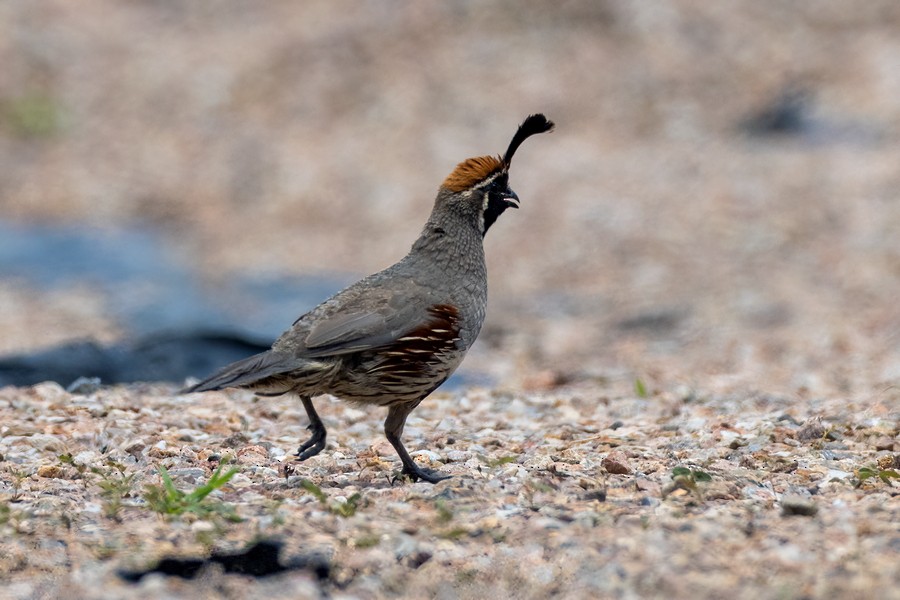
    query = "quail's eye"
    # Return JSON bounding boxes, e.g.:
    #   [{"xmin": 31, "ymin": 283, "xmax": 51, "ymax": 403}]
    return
[{"xmin": 490, "ymin": 176, "xmax": 508, "ymax": 193}]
